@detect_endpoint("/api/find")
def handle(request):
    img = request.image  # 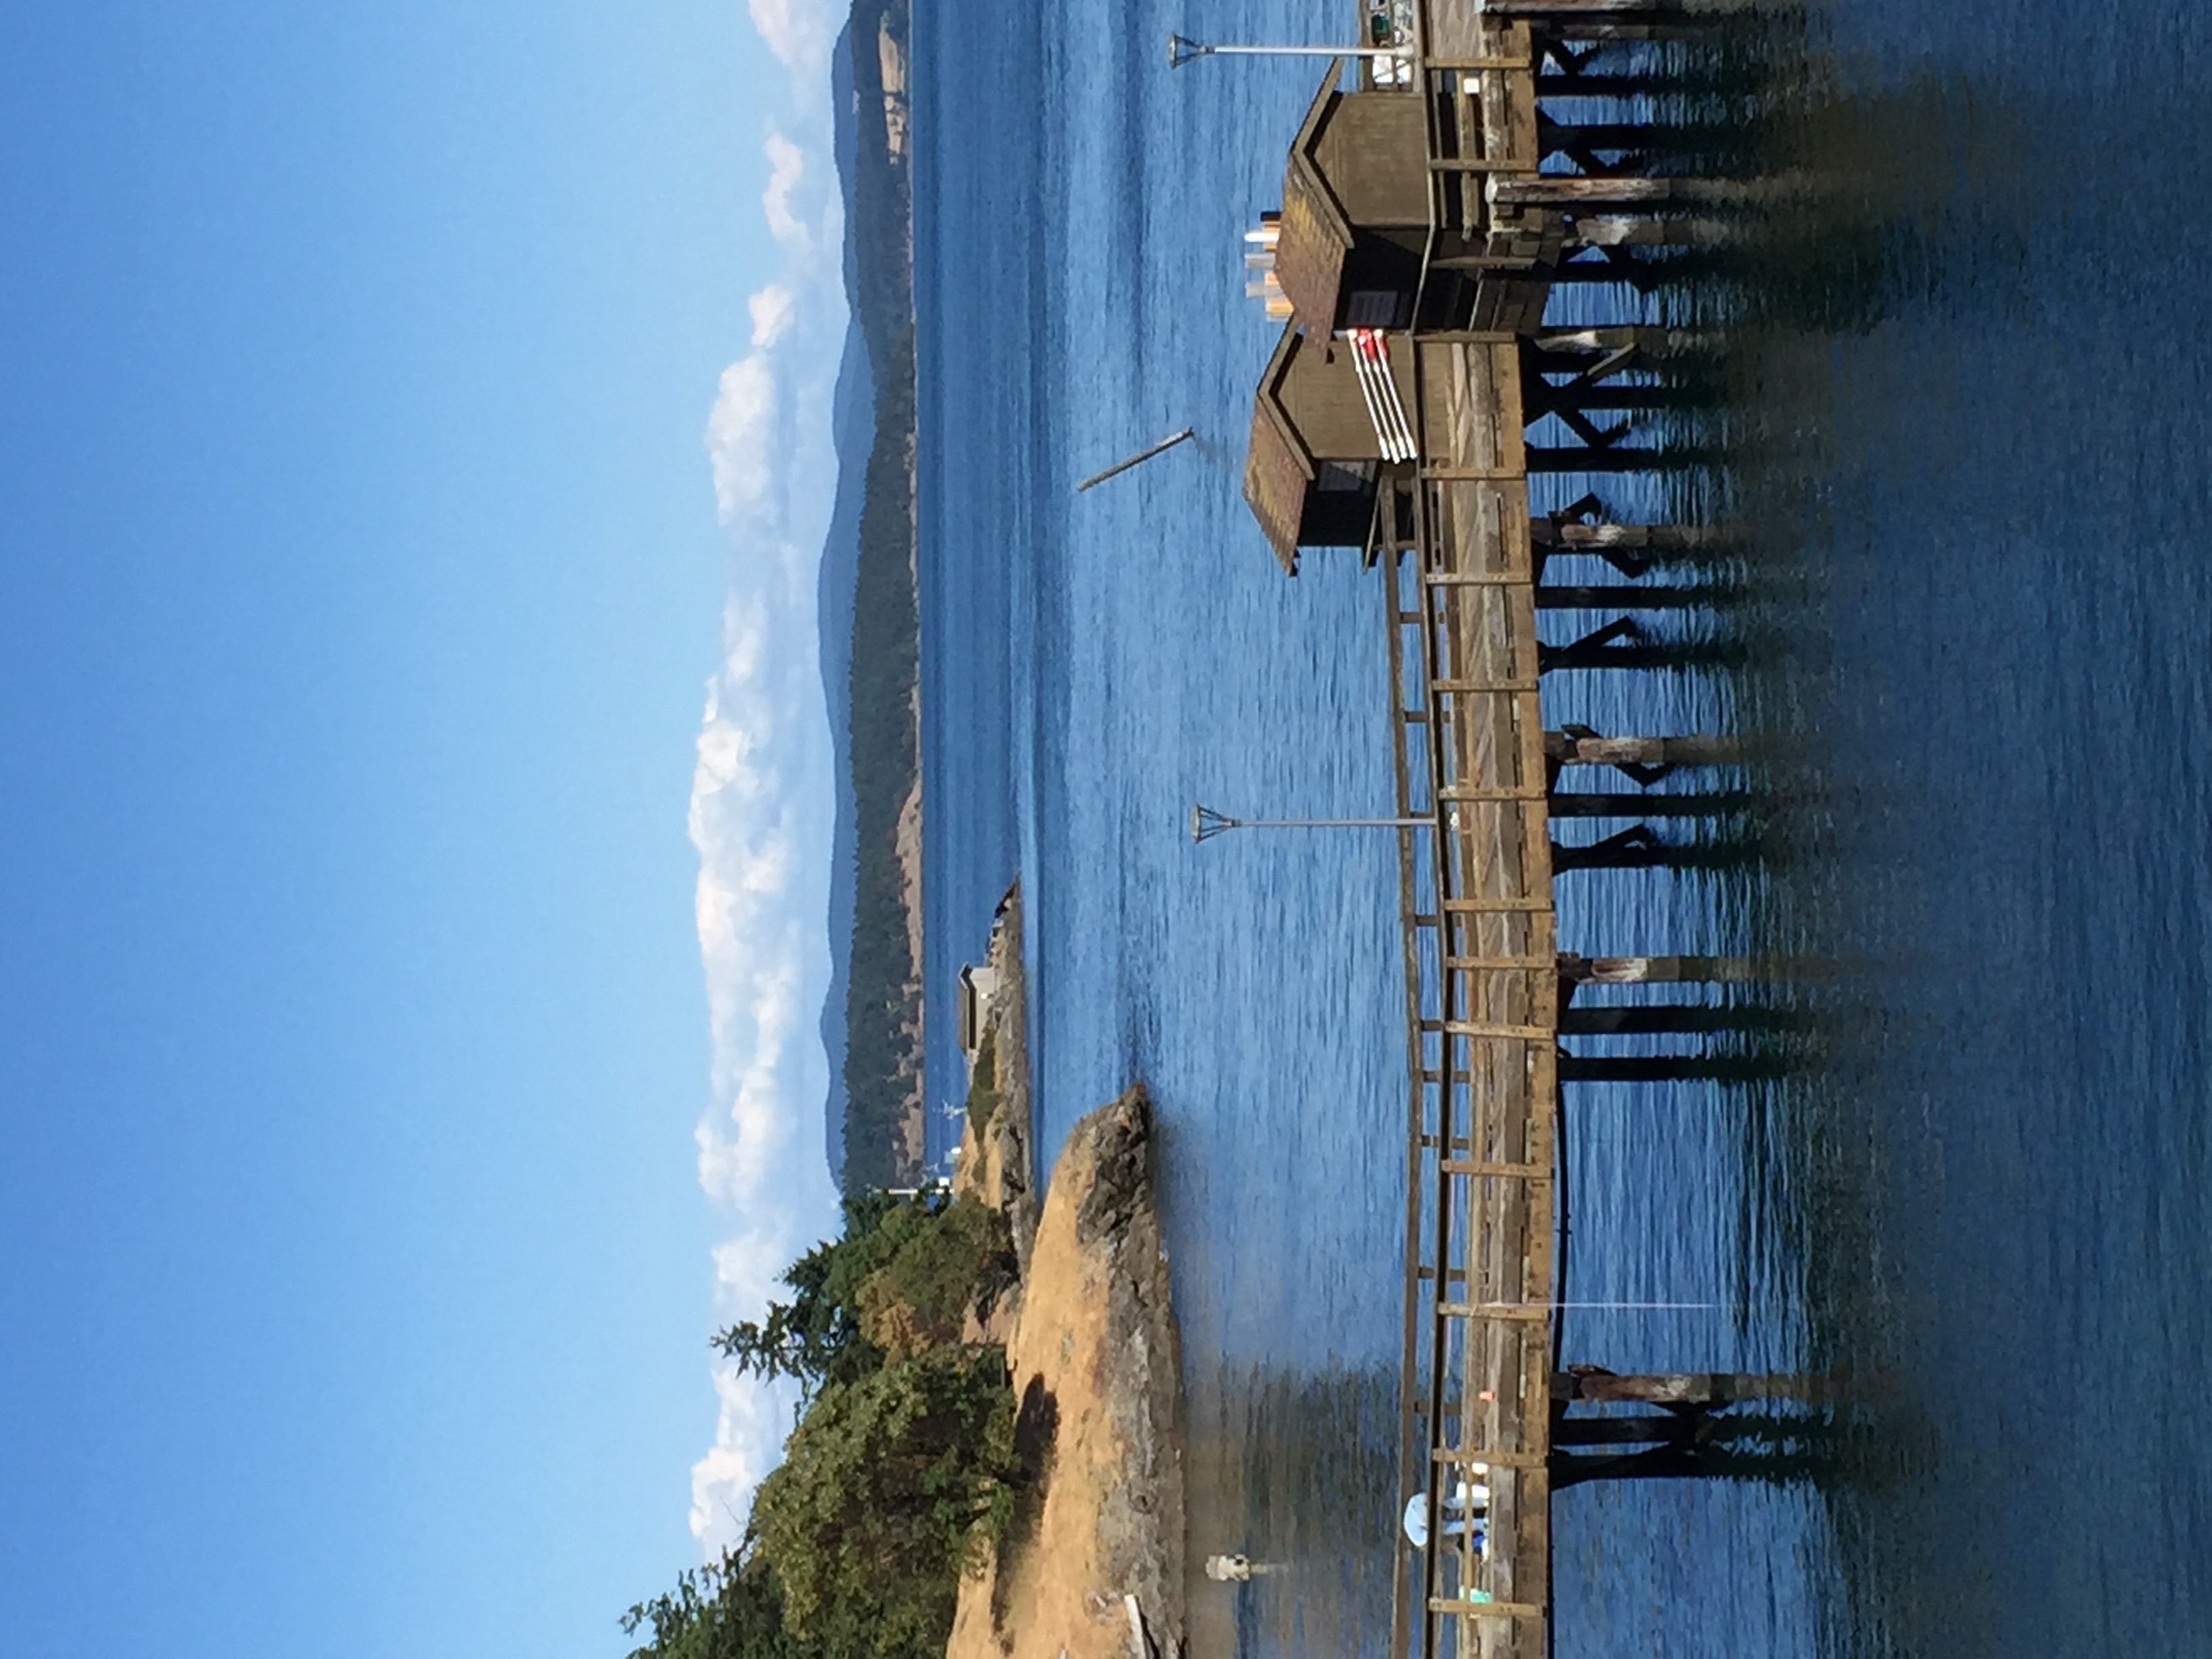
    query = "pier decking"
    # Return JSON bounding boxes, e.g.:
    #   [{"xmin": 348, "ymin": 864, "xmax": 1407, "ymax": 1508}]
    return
[
  {"xmin": 1377, "ymin": 15, "xmax": 1562, "ymax": 1659},
  {"xmin": 1385, "ymin": 406, "xmax": 1558, "ymax": 1655}
]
